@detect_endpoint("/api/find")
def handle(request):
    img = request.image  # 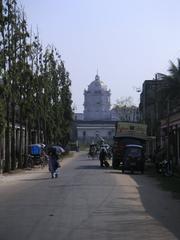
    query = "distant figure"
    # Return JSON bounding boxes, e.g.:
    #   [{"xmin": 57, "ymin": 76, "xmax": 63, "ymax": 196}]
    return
[
  {"xmin": 99, "ymin": 147, "xmax": 107, "ymax": 167},
  {"xmin": 48, "ymin": 149, "xmax": 60, "ymax": 178},
  {"xmin": 155, "ymin": 147, "xmax": 166, "ymax": 173},
  {"xmin": 88, "ymin": 144, "xmax": 97, "ymax": 159}
]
